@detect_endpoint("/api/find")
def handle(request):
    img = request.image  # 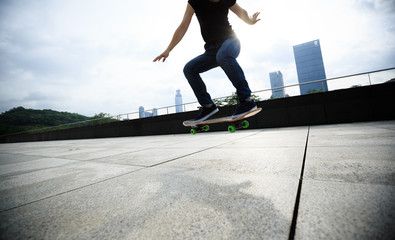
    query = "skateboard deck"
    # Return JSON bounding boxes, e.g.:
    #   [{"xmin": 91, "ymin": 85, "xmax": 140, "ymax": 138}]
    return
[{"xmin": 183, "ymin": 108, "xmax": 262, "ymax": 134}]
